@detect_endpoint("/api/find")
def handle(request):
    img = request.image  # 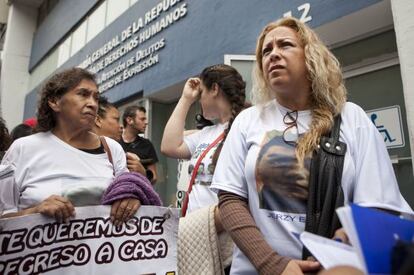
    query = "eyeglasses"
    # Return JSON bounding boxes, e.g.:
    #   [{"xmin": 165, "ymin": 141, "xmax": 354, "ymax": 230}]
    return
[{"xmin": 282, "ymin": 110, "xmax": 299, "ymax": 146}]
